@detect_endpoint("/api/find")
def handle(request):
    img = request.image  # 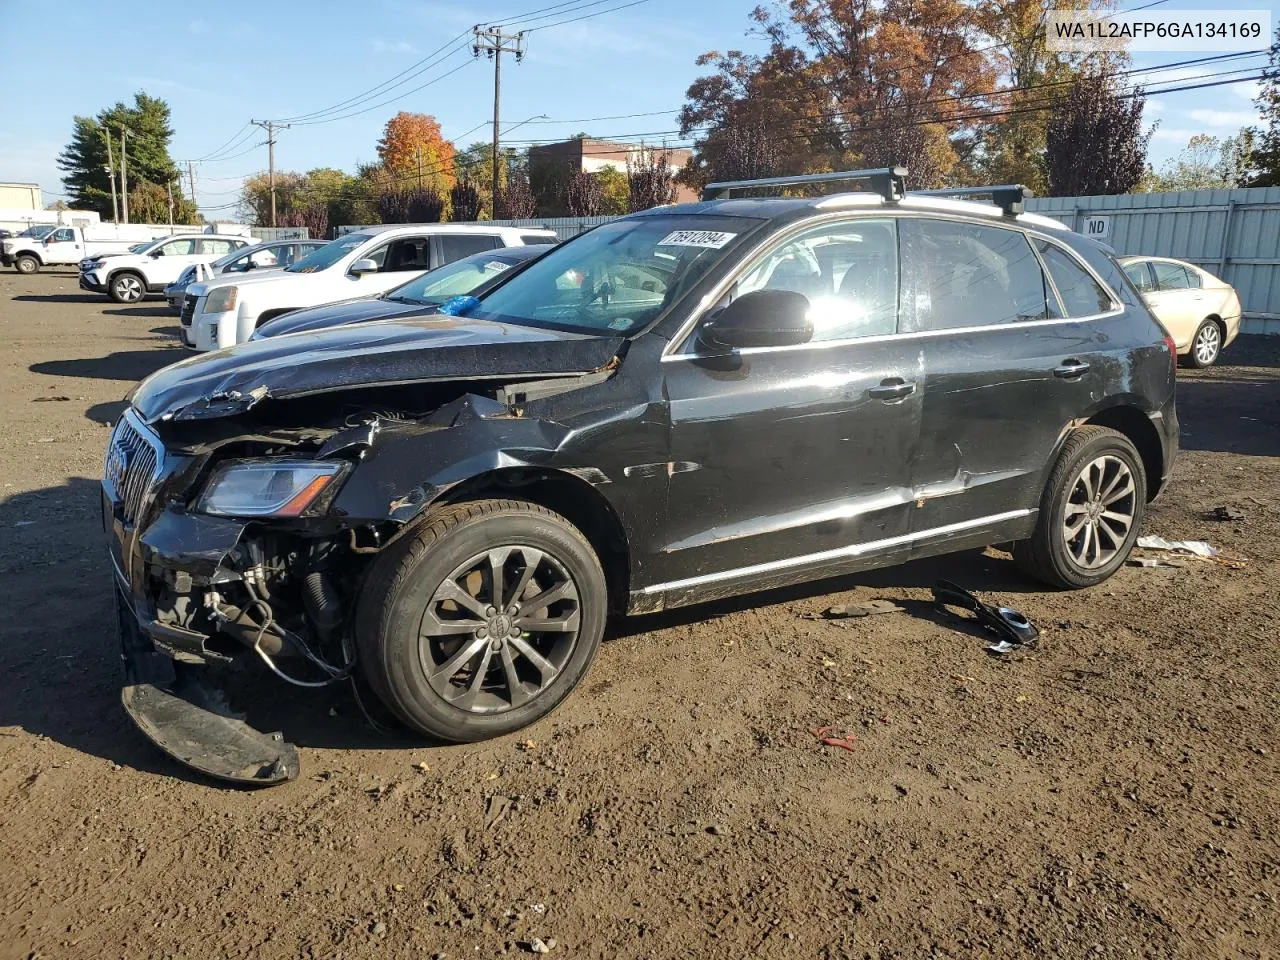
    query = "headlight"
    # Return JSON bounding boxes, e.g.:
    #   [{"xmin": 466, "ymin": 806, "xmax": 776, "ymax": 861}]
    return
[
  {"xmin": 197, "ymin": 459, "xmax": 345, "ymax": 517},
  {"xmin": 206, "ymin": 286, "xmax": 238, "ymax": 313}
]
